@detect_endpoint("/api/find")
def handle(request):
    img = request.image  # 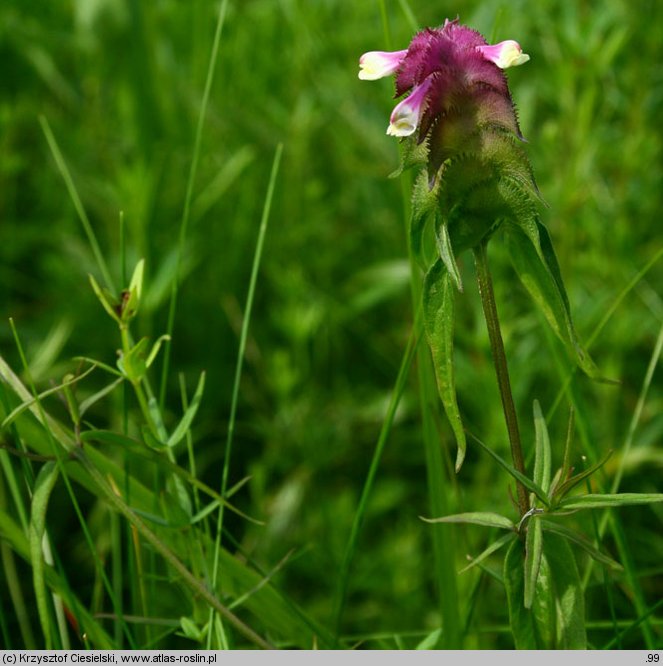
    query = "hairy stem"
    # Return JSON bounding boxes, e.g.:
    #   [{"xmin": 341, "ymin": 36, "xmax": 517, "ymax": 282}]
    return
[{"xmin": 473, "ymin": 241, "xmax": 528, "ymax": 516}]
